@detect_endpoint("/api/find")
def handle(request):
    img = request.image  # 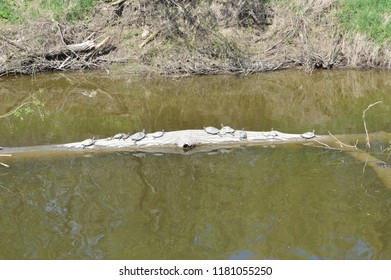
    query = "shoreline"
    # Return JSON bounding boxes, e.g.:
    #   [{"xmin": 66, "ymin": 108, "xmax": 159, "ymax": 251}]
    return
[{"xmin": 1, "ymin": 0, "xmax": 390, "ymax": 77}]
